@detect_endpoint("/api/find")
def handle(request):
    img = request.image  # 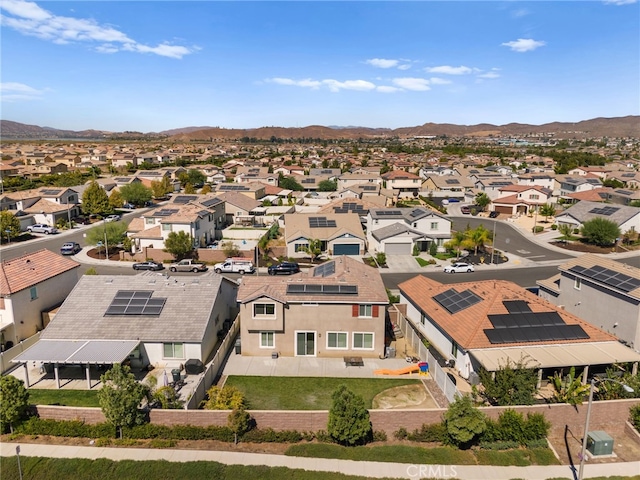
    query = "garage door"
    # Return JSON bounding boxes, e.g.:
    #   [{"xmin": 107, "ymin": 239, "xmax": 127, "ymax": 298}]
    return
[
  {"xmin": 333, "ymin": 244, "xmax": 360, "ymax": 255},
  {"xmin": 384, "ymin": 243, "xmax": 412, "ymax": 255},
  {"xmin": 495, "ymin": 206, "xmax": 512, "ymax": 215}
]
